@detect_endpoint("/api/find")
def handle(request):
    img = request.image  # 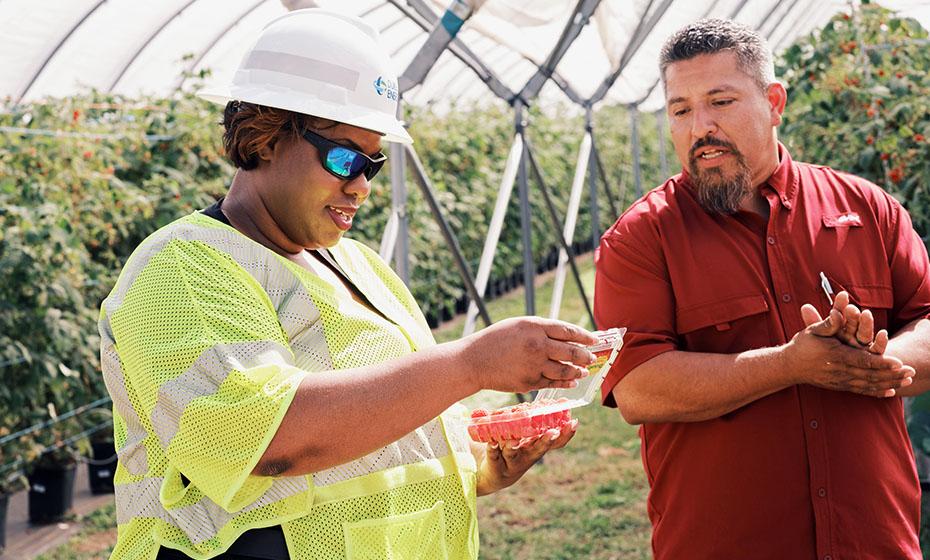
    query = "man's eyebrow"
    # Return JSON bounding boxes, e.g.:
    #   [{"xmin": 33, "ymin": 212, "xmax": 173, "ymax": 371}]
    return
[
  {"xmin": 667, "ymin": 85, "xmax": 740, "ymax": 106},
  {"xmin": 707, "ymin": 85, "xmax": 738, "ymax": 95}
]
